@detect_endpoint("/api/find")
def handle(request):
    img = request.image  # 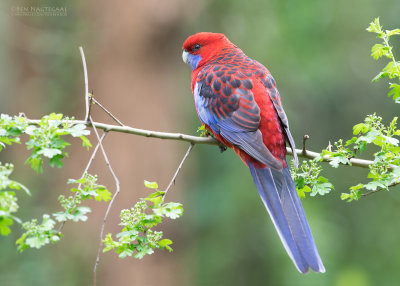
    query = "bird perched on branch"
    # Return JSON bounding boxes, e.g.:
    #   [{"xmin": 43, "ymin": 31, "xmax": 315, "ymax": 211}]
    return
[{"xmin": 182, "ymin": 32, "xmax": 325, "ymax": 273}]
